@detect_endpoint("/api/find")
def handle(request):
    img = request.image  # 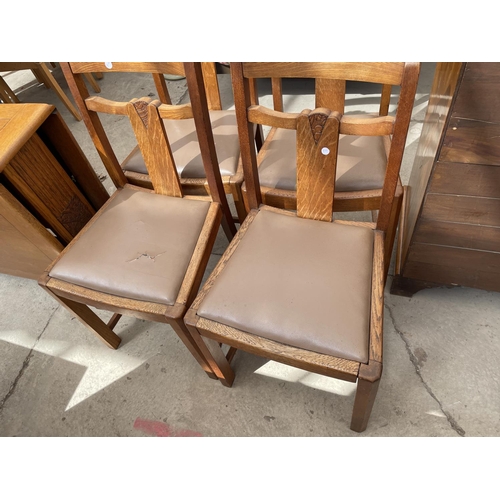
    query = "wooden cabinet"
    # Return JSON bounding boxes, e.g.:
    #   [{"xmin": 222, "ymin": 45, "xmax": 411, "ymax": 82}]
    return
[
  {"xmin": 0, "ymin": 104, "xmax": 109, "ymax": 279},
  {"xmin": 392, "ymin": 63, "xmax": 500, "ymax": 296}
]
